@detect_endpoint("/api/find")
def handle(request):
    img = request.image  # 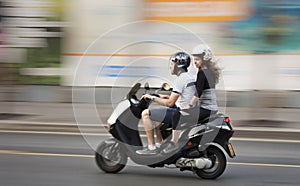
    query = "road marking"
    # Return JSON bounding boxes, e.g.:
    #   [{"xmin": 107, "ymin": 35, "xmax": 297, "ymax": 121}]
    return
[
  {"xmin": 1, "ymin": 150, "xmax": 300, "ymax": 169},
  {"xmin": 0, "ymin": 120, "xmax": 102, "ymax": 127},
  {"xmin": 235, "ymin": 127, "xmax": 300, "ymax": 133},
  {"xmin": 228, "ymin": 162, "xmax": 300, "ymax": 169},
  {"xmin": 0, "ymin": 130, "xmax": 111, "ymax": 136},
  {"xmin": 1, "ymin": 130, "xmax": 300, "ymax": 143},
  {"xmin": 63, "ymin": 53, "xmax": 300, "ymax": 57},
  {"xmin": 231, "ymin": 137, "xmax": 300, "ymax": 143},
  {"xmin": 0, "ymin": 150, "xmax": 94, "ymax": 158}
]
